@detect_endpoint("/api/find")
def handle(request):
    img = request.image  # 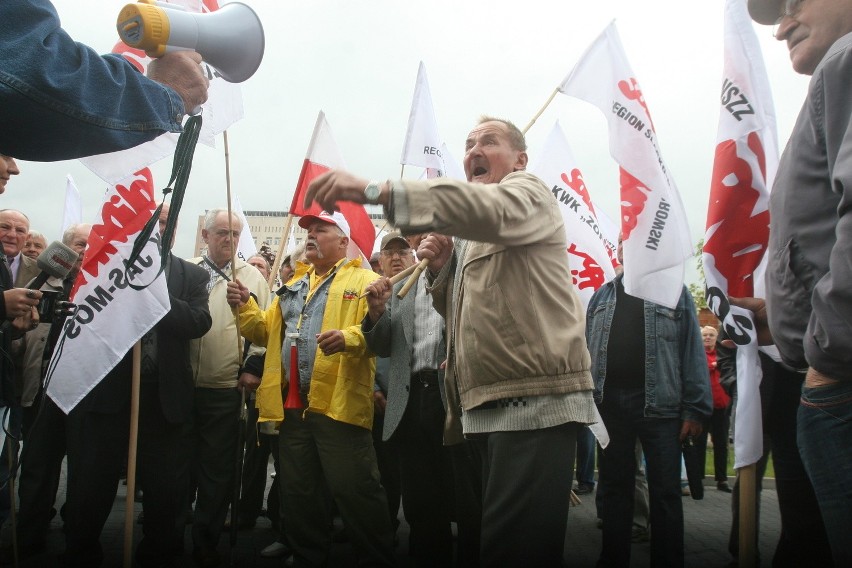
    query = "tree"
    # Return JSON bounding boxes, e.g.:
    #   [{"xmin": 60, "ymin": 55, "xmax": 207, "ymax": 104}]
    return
[{"xmin": 688, "ymin": 238, "xmax": 708, "ymax": 311}]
